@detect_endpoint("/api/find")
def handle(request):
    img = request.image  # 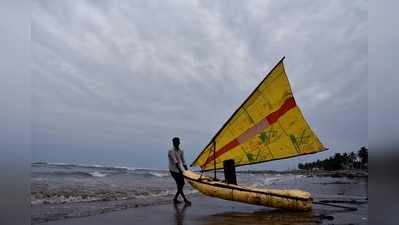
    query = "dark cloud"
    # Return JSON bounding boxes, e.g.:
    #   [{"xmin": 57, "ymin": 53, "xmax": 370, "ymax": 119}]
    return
[{"xmin": 32, "ymin": 0, "xmax": 367, "ymax": 170}]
